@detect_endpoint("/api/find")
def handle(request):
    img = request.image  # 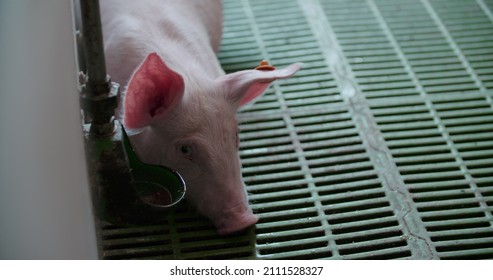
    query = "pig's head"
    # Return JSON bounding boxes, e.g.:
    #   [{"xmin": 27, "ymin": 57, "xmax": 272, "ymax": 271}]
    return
[{"xmin": 123, "ymin": 53, "xmax": 301, "ymax": 235}]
